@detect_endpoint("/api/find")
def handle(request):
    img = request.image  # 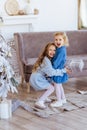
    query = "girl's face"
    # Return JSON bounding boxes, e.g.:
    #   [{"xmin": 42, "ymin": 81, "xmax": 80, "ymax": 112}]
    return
[
  {"xmin": 54, "ymin": 35, "xmax": 64, "ymax": 48},
  {"xmin": 47, "ymin": 45, "xmax": 56, "ymax": 58}
]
